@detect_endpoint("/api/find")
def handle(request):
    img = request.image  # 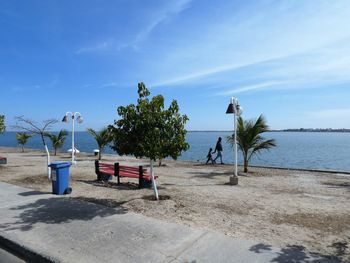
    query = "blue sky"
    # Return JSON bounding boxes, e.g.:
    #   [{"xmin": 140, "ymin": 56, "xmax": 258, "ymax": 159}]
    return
[{"xmin": 1, "ymin": 0, "xmax": 350, "ymax": 131}]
